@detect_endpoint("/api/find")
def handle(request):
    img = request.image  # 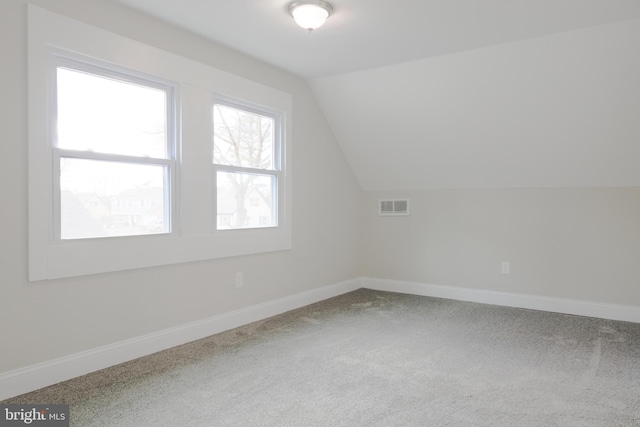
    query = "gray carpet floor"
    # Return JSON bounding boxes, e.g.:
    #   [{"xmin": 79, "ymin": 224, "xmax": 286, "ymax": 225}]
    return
[{"xmin": 3, "ymin": 288, "xmax": 640, "ymax": 426}]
